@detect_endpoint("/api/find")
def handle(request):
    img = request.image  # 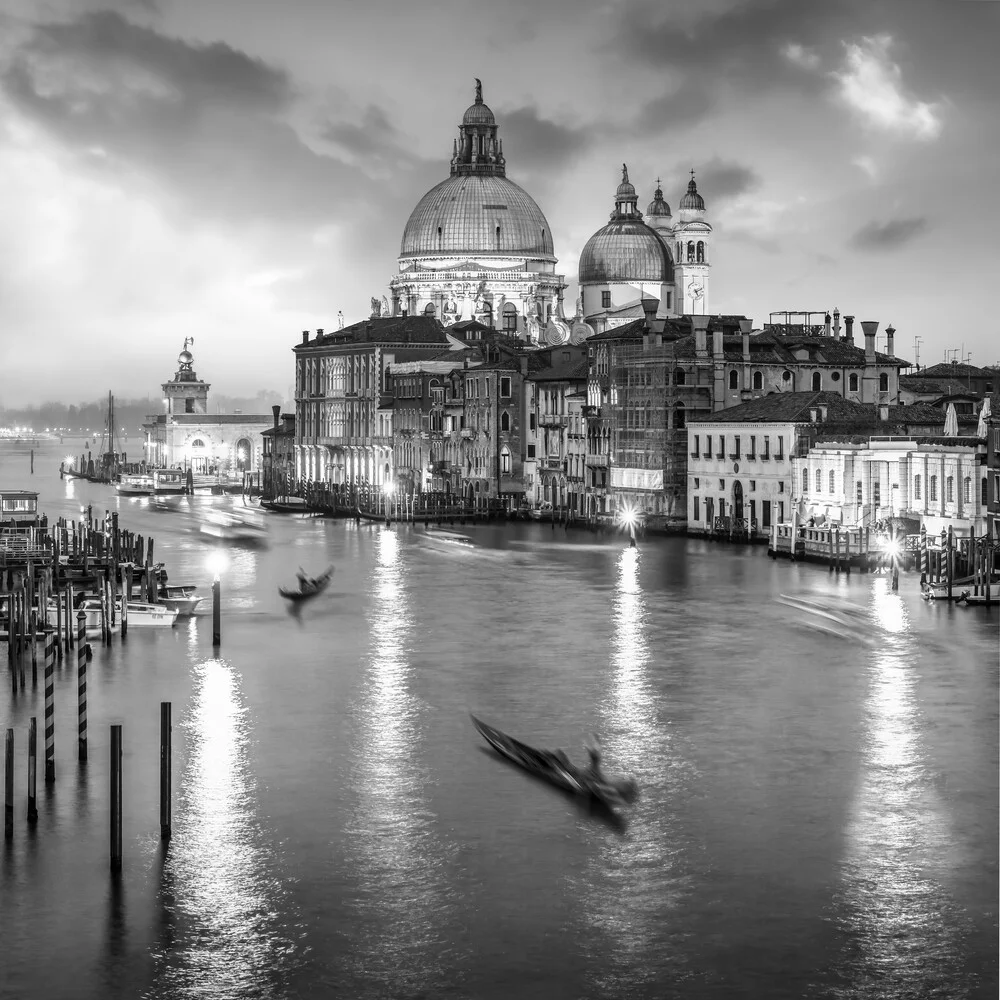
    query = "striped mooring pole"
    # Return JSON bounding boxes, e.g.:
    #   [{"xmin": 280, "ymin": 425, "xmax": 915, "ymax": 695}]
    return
[
  {"xmin": 77, "ymin": 611, "xmax": 88, "ymax": 763},
  {"xmin": 44, "ymin": 643, "xmax": 55, "ymax": 784}
]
